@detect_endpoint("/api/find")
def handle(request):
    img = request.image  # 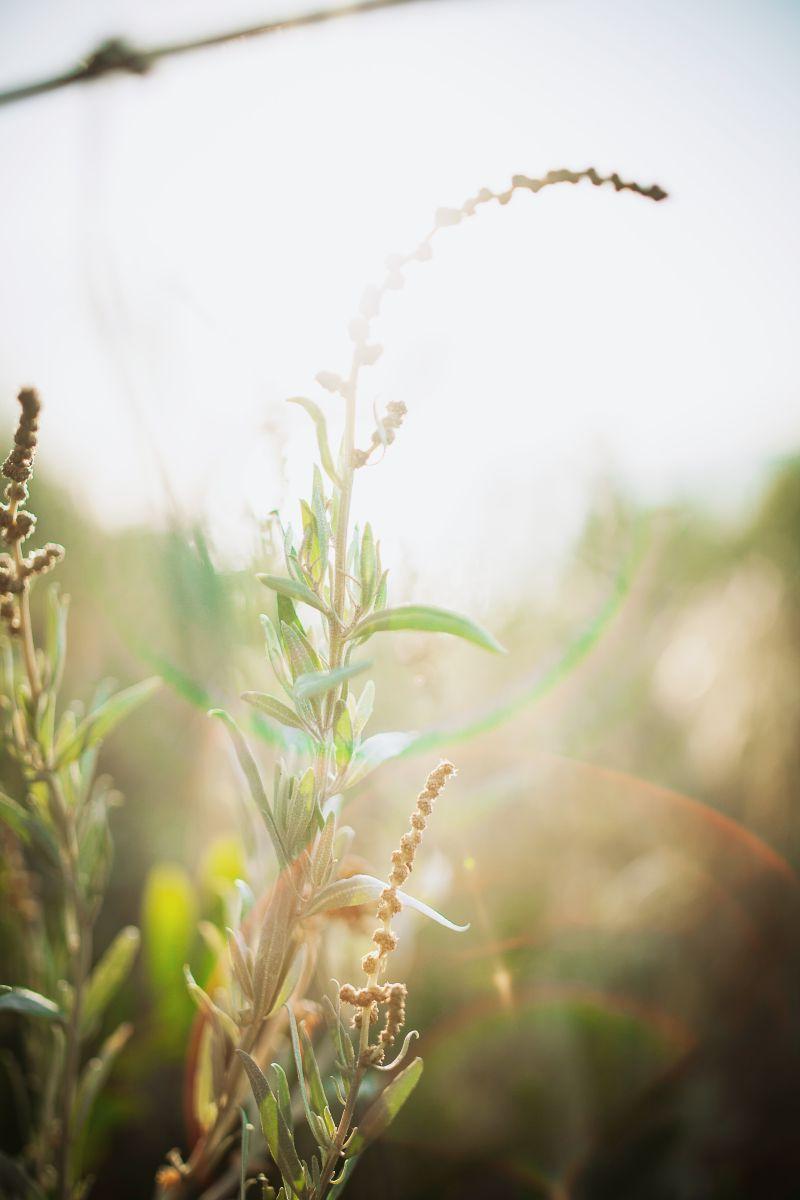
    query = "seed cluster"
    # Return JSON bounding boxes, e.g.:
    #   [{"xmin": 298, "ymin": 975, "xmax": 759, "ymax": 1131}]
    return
[
  {"xmin": 353, "ymin": 400, "xmax": 408, "ymax": 468},
  {"xmin": 340, "ymin": 760, "xmax": 456, "ymax": 1058},
  {"xmin": 0, "ymin": 388, "xmax": 64, "ymax": 637}
]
